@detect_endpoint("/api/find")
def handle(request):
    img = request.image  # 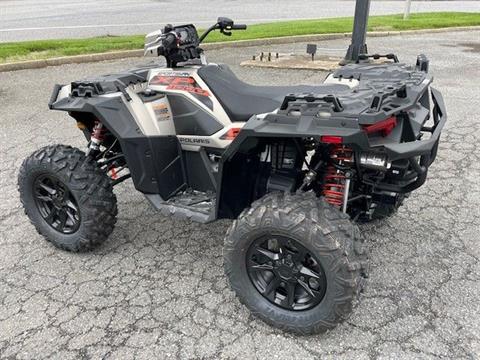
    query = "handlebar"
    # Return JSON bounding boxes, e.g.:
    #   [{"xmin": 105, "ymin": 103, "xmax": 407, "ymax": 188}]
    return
[
  {"xmin": 163, "ymin": 33, "xmax": 177, "ymax": 47},
  {"xmin": 154, "ymin": 32, "xmax": 177, "ymax": 56},
  {"xmin": 147, "ymin": 18, "xmax": 247, "ymax": 65},
  {"xmin": 198, "ymin": 18, "xmax": 247, "ymax": 43},
  {"xmin": 231, "ymin": 24, "xmax": 247, "ymax": 30}
]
